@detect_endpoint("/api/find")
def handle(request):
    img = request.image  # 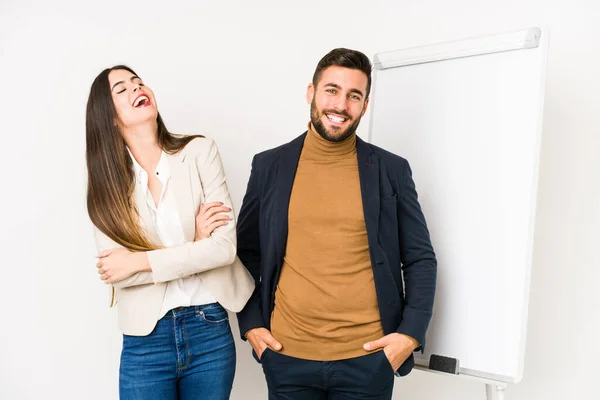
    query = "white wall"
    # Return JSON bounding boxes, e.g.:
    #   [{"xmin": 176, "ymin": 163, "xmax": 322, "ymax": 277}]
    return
[{"xmin": 0, "ymin": 1, "xmax": 597, "ymax": 399}]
